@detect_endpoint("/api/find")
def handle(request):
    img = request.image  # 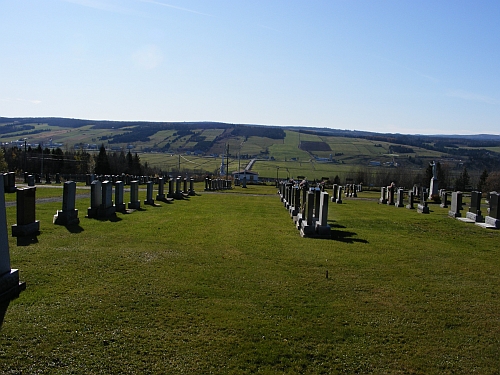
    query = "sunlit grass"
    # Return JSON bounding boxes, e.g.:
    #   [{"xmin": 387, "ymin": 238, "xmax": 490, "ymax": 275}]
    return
[{"xmin": 1, "ymin": 185, "xmax": 498, "ymax": 373}]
